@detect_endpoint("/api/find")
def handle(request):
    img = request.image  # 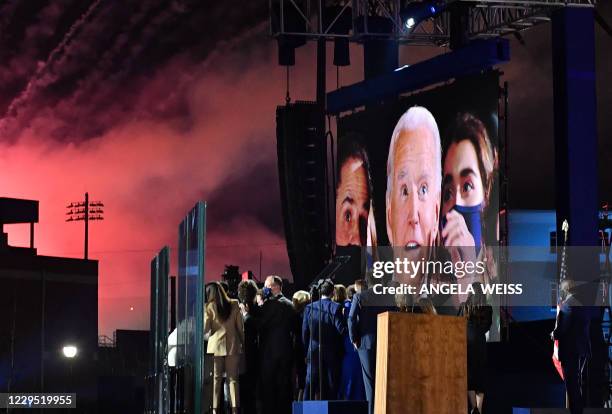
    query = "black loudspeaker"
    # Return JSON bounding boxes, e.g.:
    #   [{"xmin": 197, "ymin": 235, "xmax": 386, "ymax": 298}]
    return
[
  {"xmin": 449, "ymin": 2, "xmax": 470, "ymax": 50},
  {"xmin": 362, "ymin": 17, "xmax": 398, "ymax": 80},
  {"xmin": 276, "ymin": 102, "xmax": 331, "ymax": 289},
  {"xmin": 333, "ymin": 37, "xmax": 350, "ymax": 67},
  {"xmin": 277, "ymin": 37, "xmax": 296, "ymax": 66},
  {"xmin": 271, "ymin": 0, "xmax": 307, "ymax": 66}
]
